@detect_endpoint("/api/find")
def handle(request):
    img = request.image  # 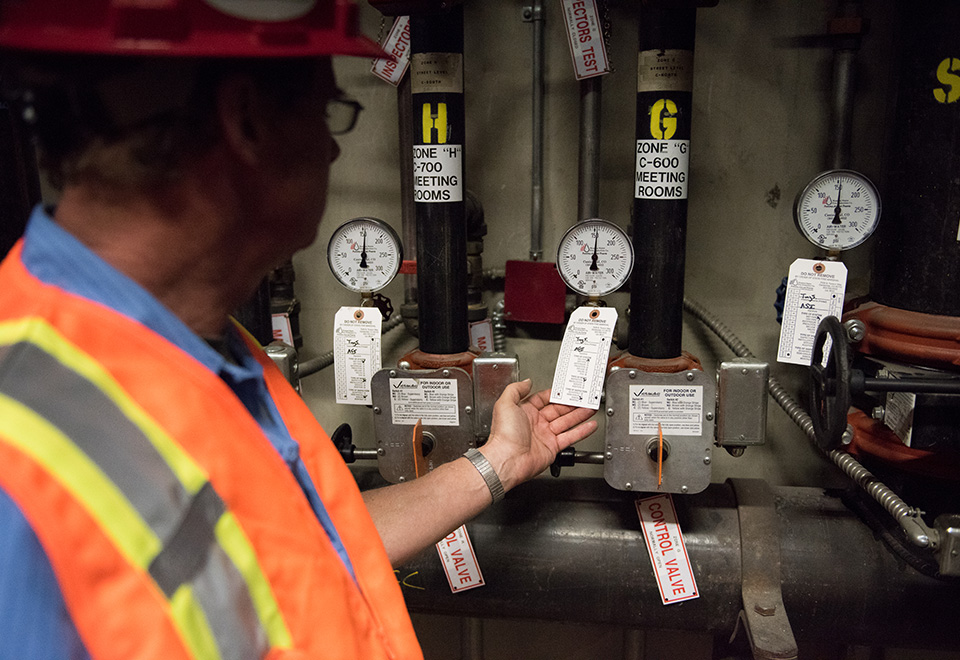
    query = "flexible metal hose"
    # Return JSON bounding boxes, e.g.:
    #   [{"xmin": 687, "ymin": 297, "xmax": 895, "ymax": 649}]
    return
[{"xmin": 682, "ymin": 297, "xmax": 931, "ymax": 547}]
